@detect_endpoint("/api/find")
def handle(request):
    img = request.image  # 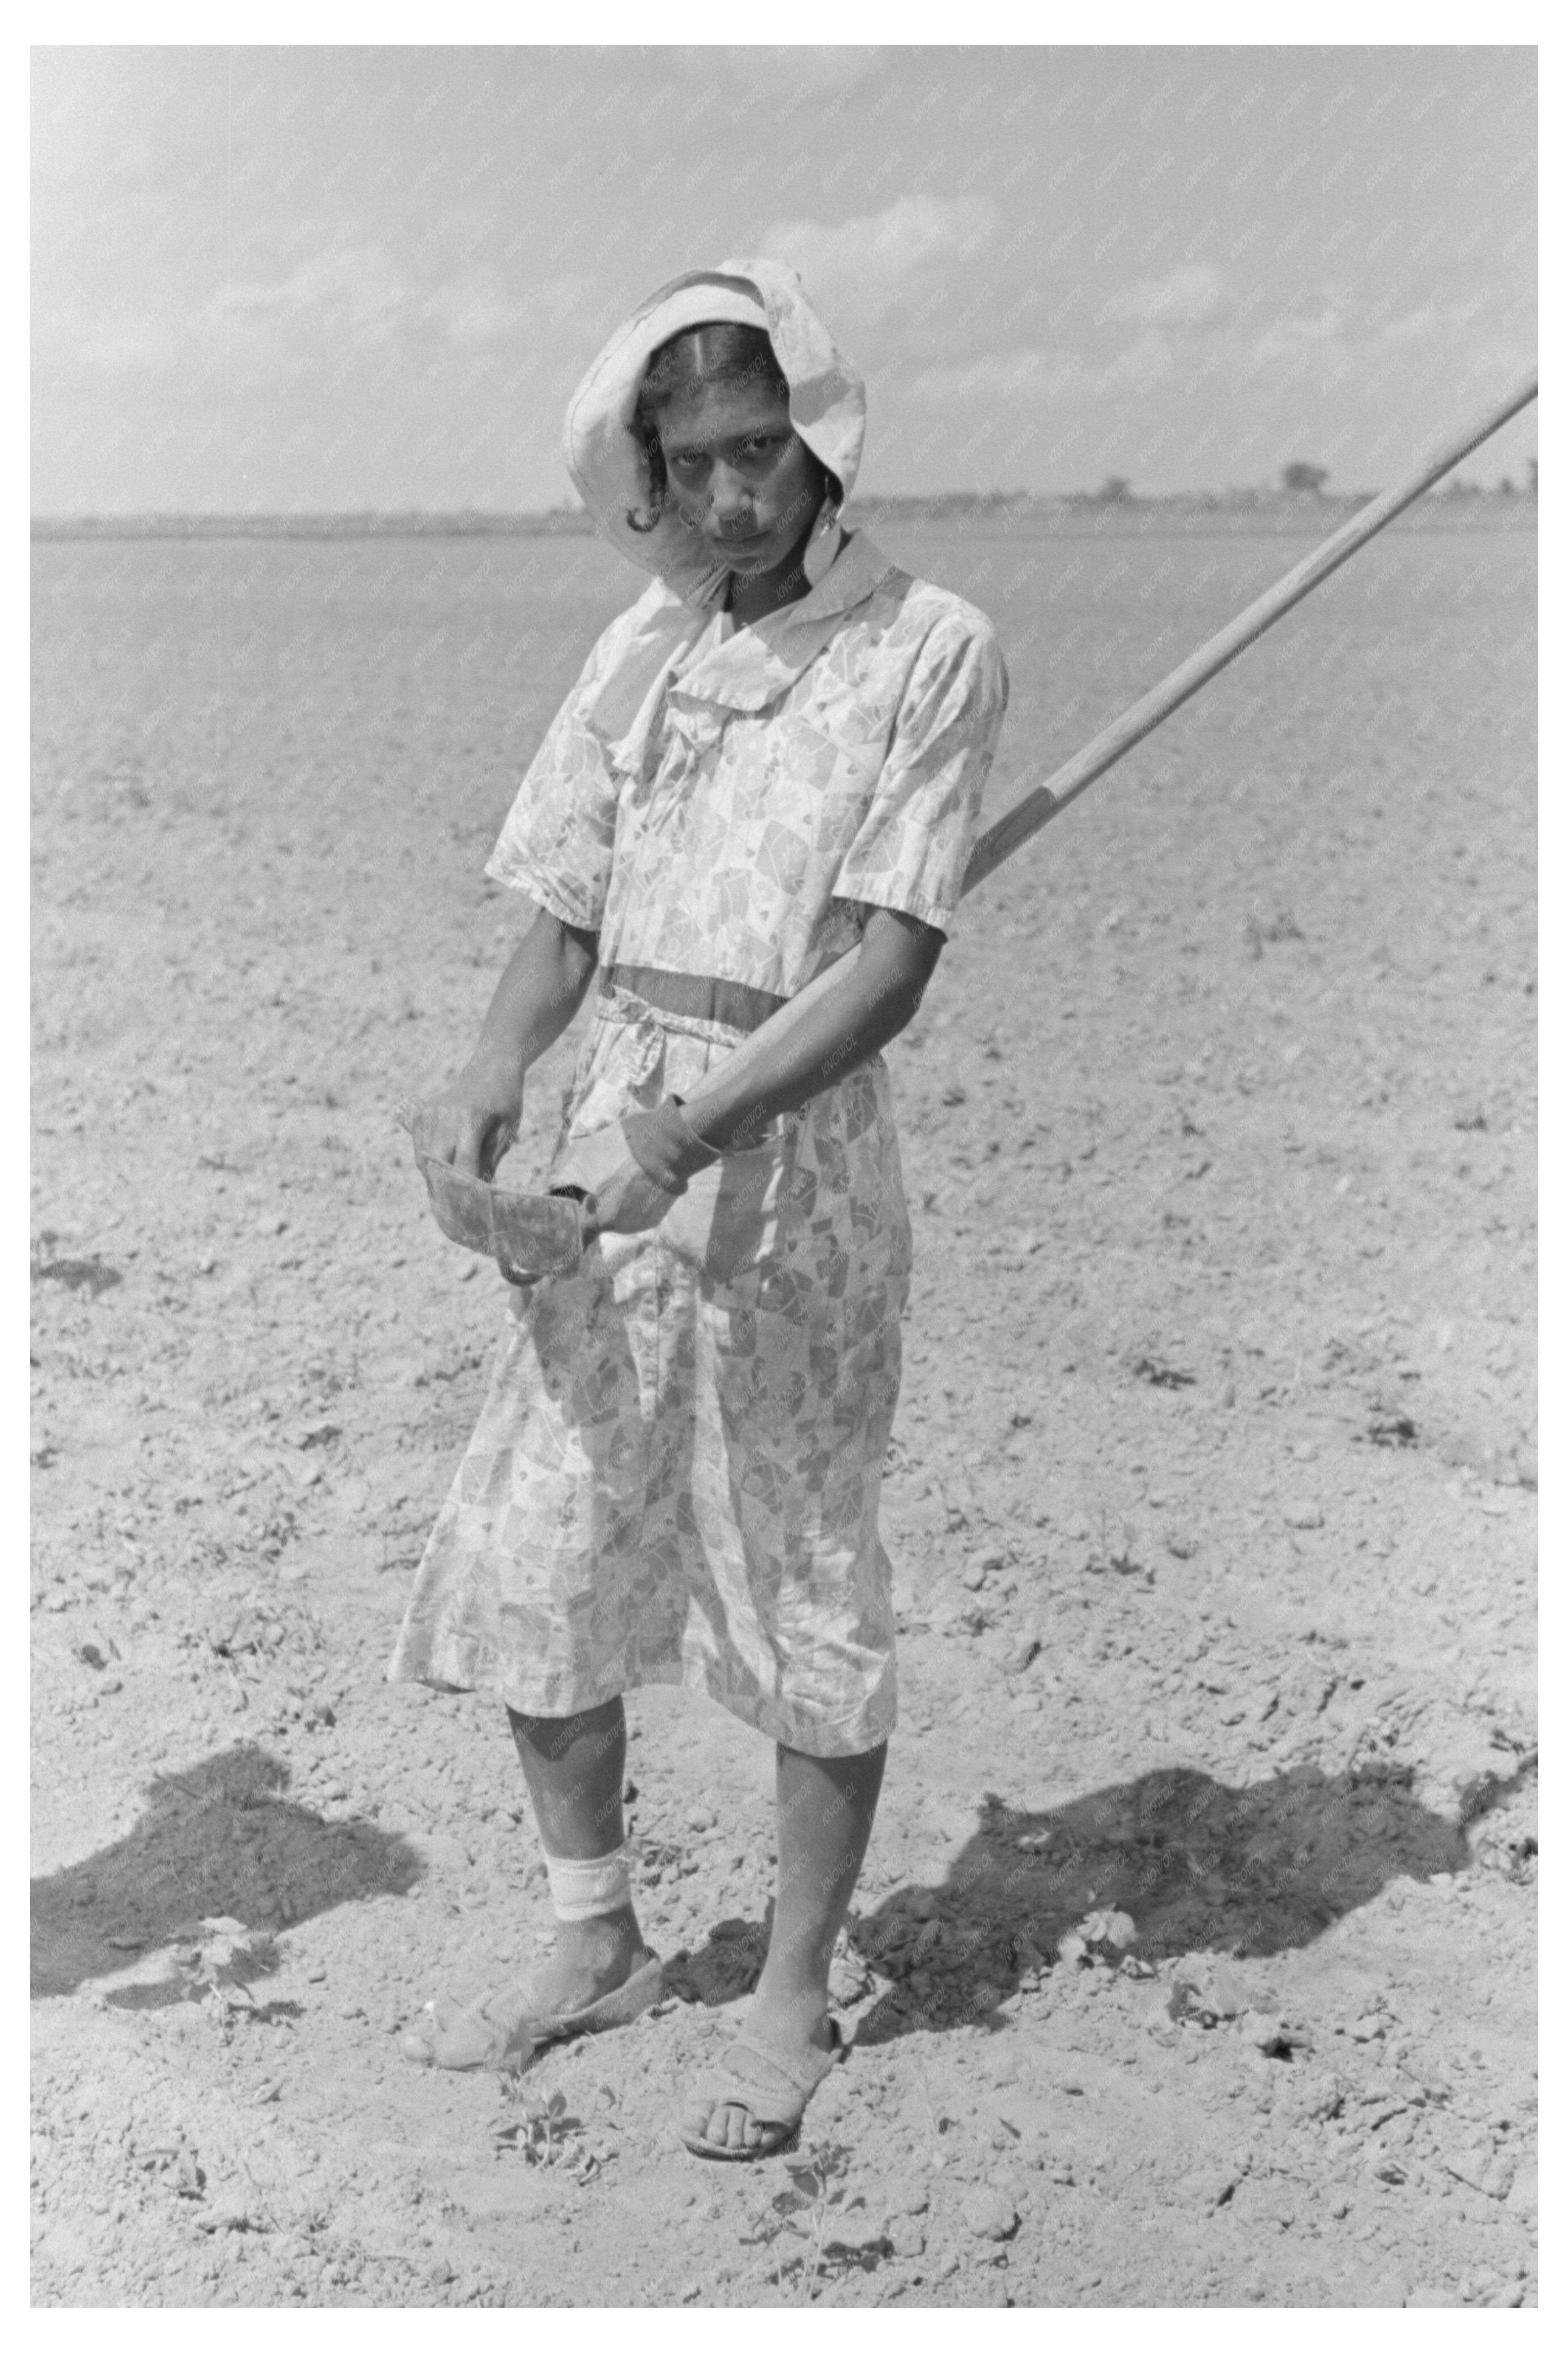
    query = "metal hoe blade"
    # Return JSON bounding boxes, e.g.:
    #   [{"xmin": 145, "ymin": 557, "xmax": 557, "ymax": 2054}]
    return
[{"xmin": 415, "ymin": 1154, "xmax": 584, "ymax": 1282}]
